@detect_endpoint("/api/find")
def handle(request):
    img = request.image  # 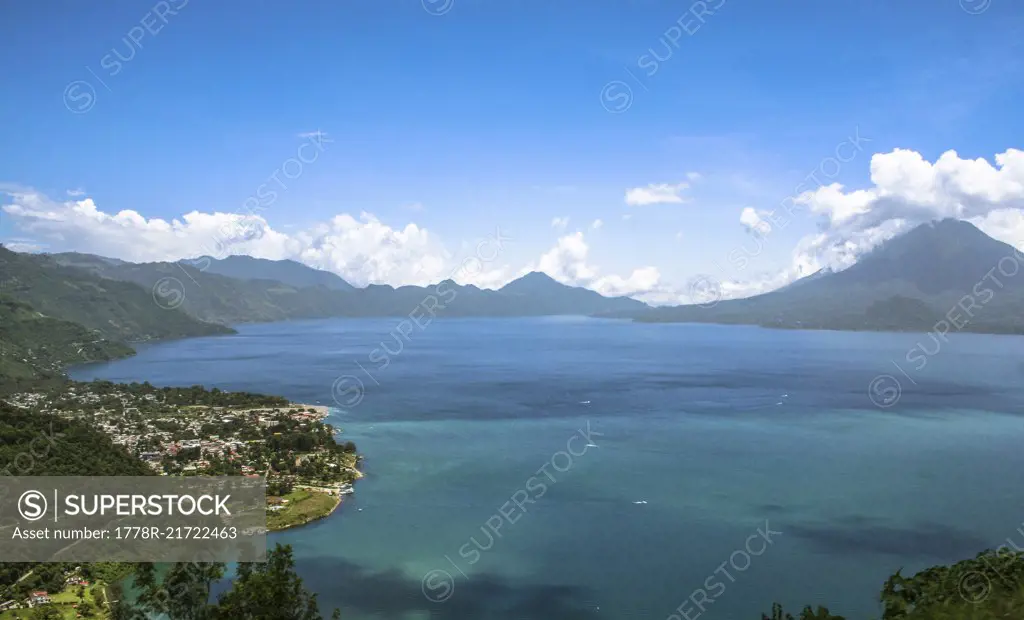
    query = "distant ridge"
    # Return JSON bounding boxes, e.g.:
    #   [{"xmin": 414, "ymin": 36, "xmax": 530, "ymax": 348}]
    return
[
  {"xmin": 188, "ymin": 255, "xmax": 355, "ymax": 292},
  {"xmin": 41, "ymin": 253, "xmax": 650, "ymax": 323},
  {"xmin": 632, "ymin": 219, "xmax": 1024, "ymax": 334}
]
